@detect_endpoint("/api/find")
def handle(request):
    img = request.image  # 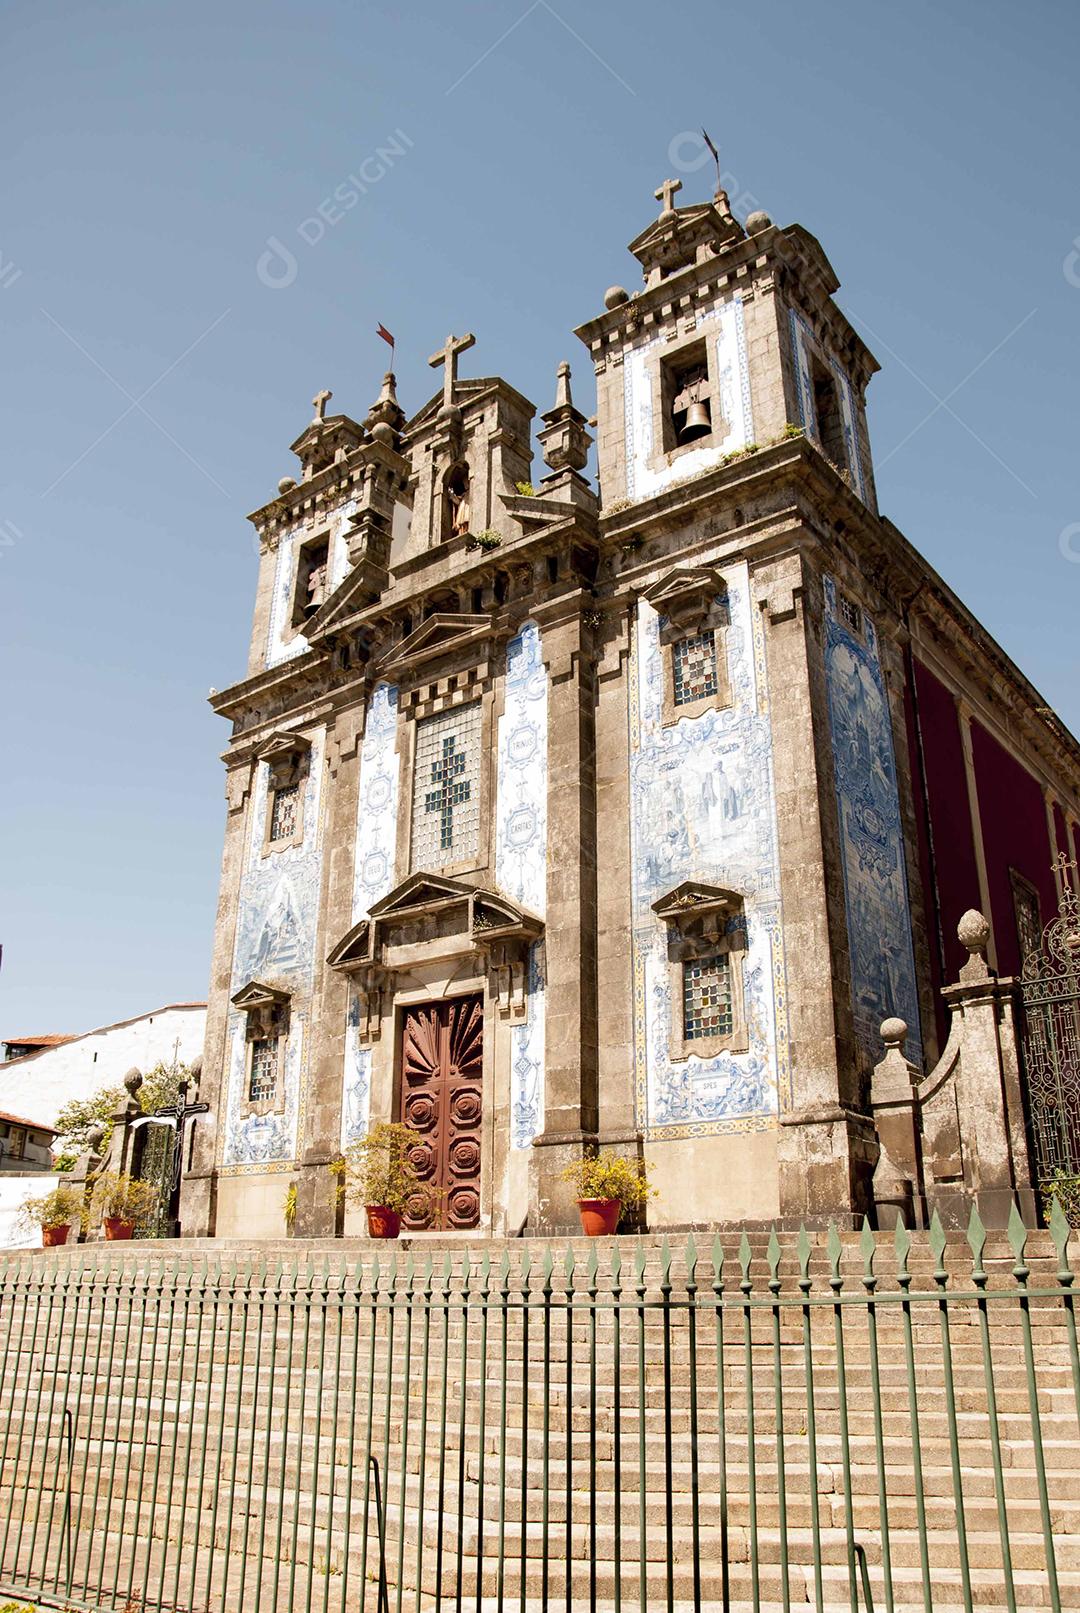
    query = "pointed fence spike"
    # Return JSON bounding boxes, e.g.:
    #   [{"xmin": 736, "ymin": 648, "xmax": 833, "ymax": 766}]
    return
[
  {"xmin": 610, "ymin": 1241, "xmax": 622, "ymax": 1281},
  {"xmin": 711, "ymin": 1232, "xmax": 724, "ymax": 1283},
  {"xmin": 480, "ymin": 1251, "xmax": 491, "ymax": 1287},
  {"xmin": 826, "ymin": 1222, "xmax": 843, "ymax": 1282},
  {"xmin": 660, "ymin": 1236, "xmax": 672, "ymax": 1281},
  {"xmin": 894, "ymin": 1217, "xmax": 911, "ymax": 1272},
  {"xmin": 499, "ymin": 1249, "xmax": 511, "ymax": 1283},
  {"xmin": 738, "ymin": 1231, "xmax": 753, "ymax": 1281},
  {"xmin": 633, "ymin": 1238, "xmax": 647, "ymax": 1282},
  {"xmin": 586, "ymin": 1243, "xmax": 599, "ymax": 1283},
  {"xmin": 1007, "ymin": 1200, "xmax": 1029, "ymax": 1262},
  {"xmin": 966, "ymin": 1204, "xmax": 987, "ymax": 1265},
  {"xmin": 859, "ymin": 1219, "xmax": 876, "ymax": 1274},
  {"xmin": 520, "ymin": 1245, "xmax": 532, "ymax": 1283},
  {"xmin": 1049, "ymin": 1197, "xmax": 1072, "ymax": 1269},
  {"xmin": 542, "ymin": 1244, "xmax": 554, "ymax": 1283},
  {"xmin": 685, "ymin": 1231, "xmax": 698, "ymax": 1283},
  {"xmin": 928, "ymin": 1209, "xmax": 947, "ymax": 1264},
  {"xmin": 797, "ymin": 1224, "xmax": 813, "ymax": 1282},
  {"xmin": 767, "ymin": 1227, "xmax": 782, "ymax": 1280},
  {"xmin": 564, "ymin": 1243, "xmax": 576, "ymax": 1279}
]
